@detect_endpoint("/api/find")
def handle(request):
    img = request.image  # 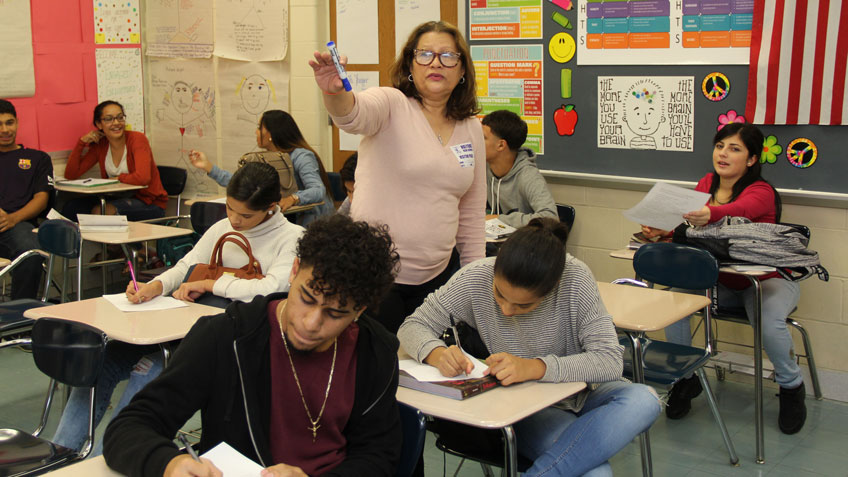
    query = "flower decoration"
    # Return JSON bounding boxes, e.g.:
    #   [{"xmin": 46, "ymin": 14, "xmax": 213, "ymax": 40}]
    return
[
  {"xmin": 760, "ymin": 135, "xmax": 782, "ymax": 164},
  {"xmin": 717, "ymin": 109, "xmax": 745, "ymax": 131}
]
